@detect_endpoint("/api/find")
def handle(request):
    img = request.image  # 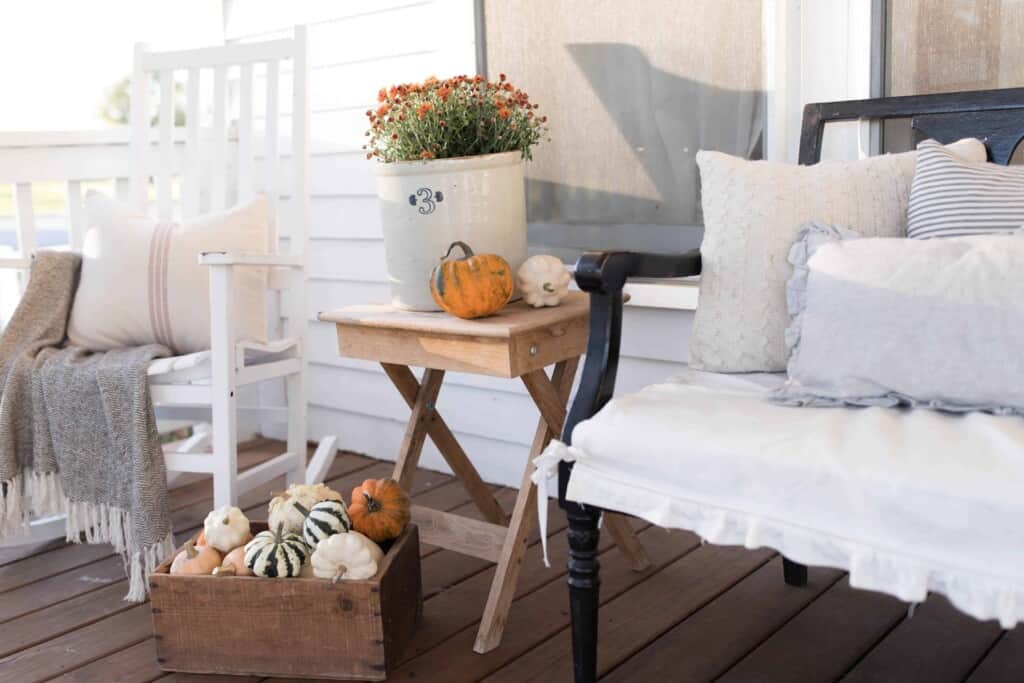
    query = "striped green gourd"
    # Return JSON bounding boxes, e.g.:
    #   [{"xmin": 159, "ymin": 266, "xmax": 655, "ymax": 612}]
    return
[
  {"xmin": 245, "ymin": 524, "xmax": 309, "ymax": 578},
  {"xmin": 302, "ymin": 500, "xmax": 352, "ymax": 547}
]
